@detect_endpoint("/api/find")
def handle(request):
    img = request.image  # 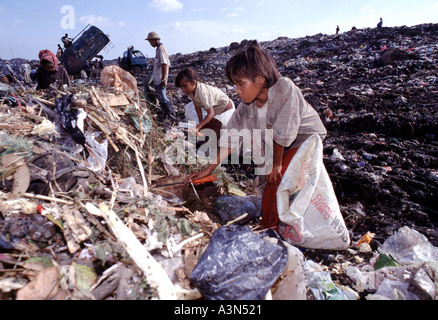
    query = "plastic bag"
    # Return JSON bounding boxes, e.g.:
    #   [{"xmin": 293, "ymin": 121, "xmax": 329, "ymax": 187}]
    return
[
  {"xmin": 189, "ymin": 225, "xmax": 288, "ymax": 300},
  {"xmin": 55, "ymin": 94, "xmax": 86, "ymax": 145},
  {"xmin": 303, "ymin": 260, "xmax": 349, "ymax": 300},
  {"xmin": 369, "ymin": 266, "xmax": 436, "ymax": 300},
  {"xmin": 378, "ymin": 226, "xmax": 438, "ymax": 266},
  {"xmin": 185, "ymin": 102, "xmax": 206, "ymax": 125},
  {"xmin": 214, "ymin": 195, "xmax": 261, "ymax": 224},
  {"xmin": 125, "ymin": 105, "xmax": 152, "ymax": 134},
  {"xmin": 100, "ymin": 66, "xmax": 138, "ymax": 98},
  {"xmin": 185, "ymin": 101, "xmax": 236, "ymax": 127},
  {"xmin": 346, "ymin": 227, "xmax": 438, "ymax": 300},
  {"xmin": 273, "ymin": 243, "xmax": 307, "ymax": 300},
  {"xmin": 277, "ymin": 134, "xmax": 350, "ymax": 250},
  {"xmin": 85, "ymin": 132, "xmax": 108, "ymax": 172}
]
